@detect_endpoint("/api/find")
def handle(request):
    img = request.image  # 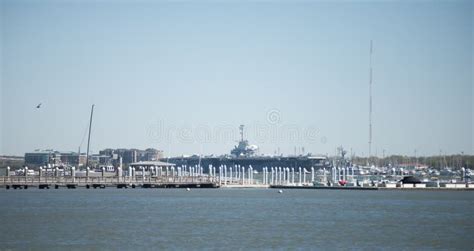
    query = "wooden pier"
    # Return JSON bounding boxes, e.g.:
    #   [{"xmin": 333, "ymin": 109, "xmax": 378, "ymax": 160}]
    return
[{"xmin": 0, "ymin": 176, "xmax": 219, "ymax": 189}]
